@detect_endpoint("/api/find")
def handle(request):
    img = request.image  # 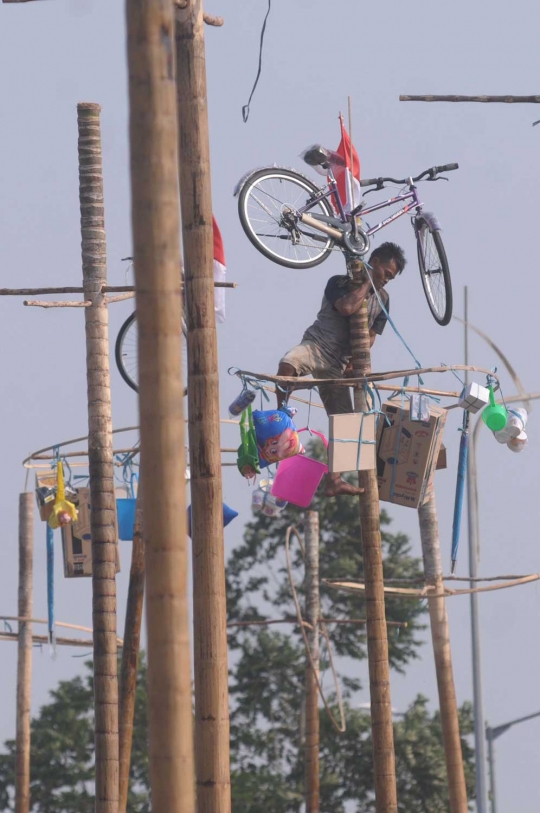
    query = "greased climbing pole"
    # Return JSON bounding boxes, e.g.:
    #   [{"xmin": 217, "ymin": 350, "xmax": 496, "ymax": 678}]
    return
[{"xmin": 348, "ymin": 258, "xmax": 398, "ymax": 813}]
